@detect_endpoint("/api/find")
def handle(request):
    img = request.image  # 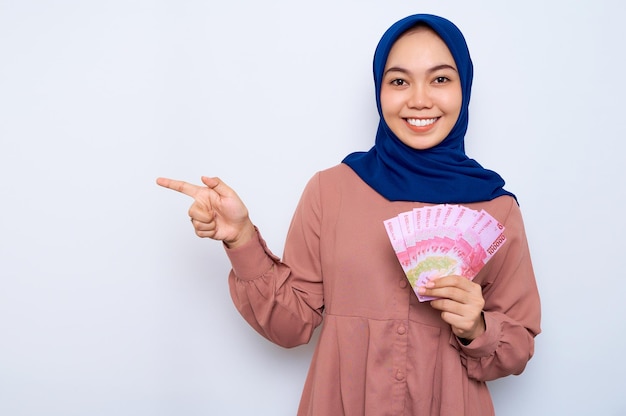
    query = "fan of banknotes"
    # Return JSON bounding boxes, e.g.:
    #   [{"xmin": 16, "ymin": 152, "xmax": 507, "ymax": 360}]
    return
[{"xmin": 384, "ymin": 204, "xmax": 506, "ymax": 302}]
